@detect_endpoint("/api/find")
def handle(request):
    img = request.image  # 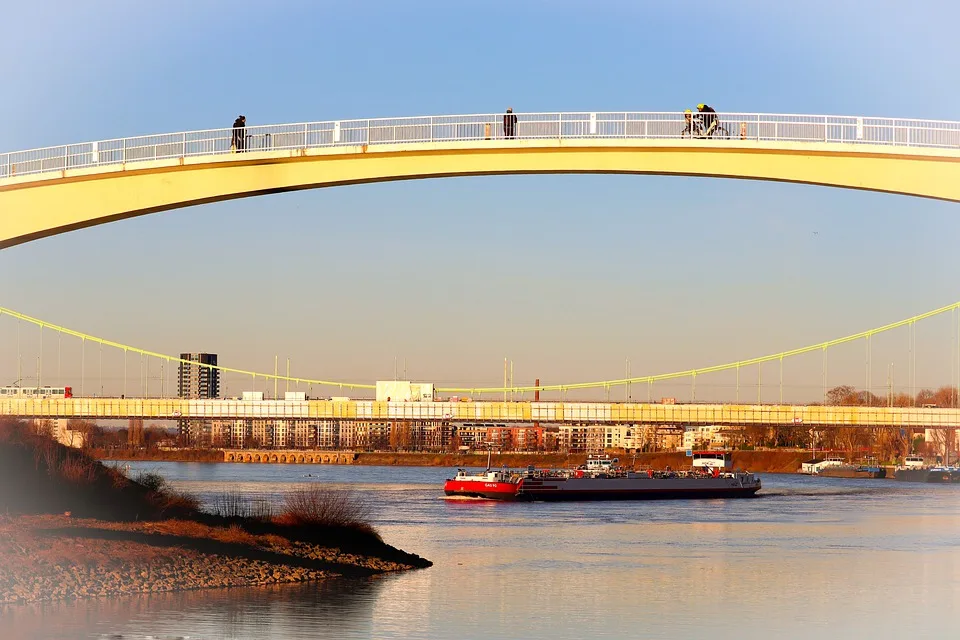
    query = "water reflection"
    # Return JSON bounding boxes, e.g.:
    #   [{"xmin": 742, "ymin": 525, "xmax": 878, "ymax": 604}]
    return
[
  {"xmin": 7, "ymin": 466, "xmax": 960, "ymax": 640},
  {"xmin": 3, "ymin": 577, "xmax": 388, "ymax": 640}
]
